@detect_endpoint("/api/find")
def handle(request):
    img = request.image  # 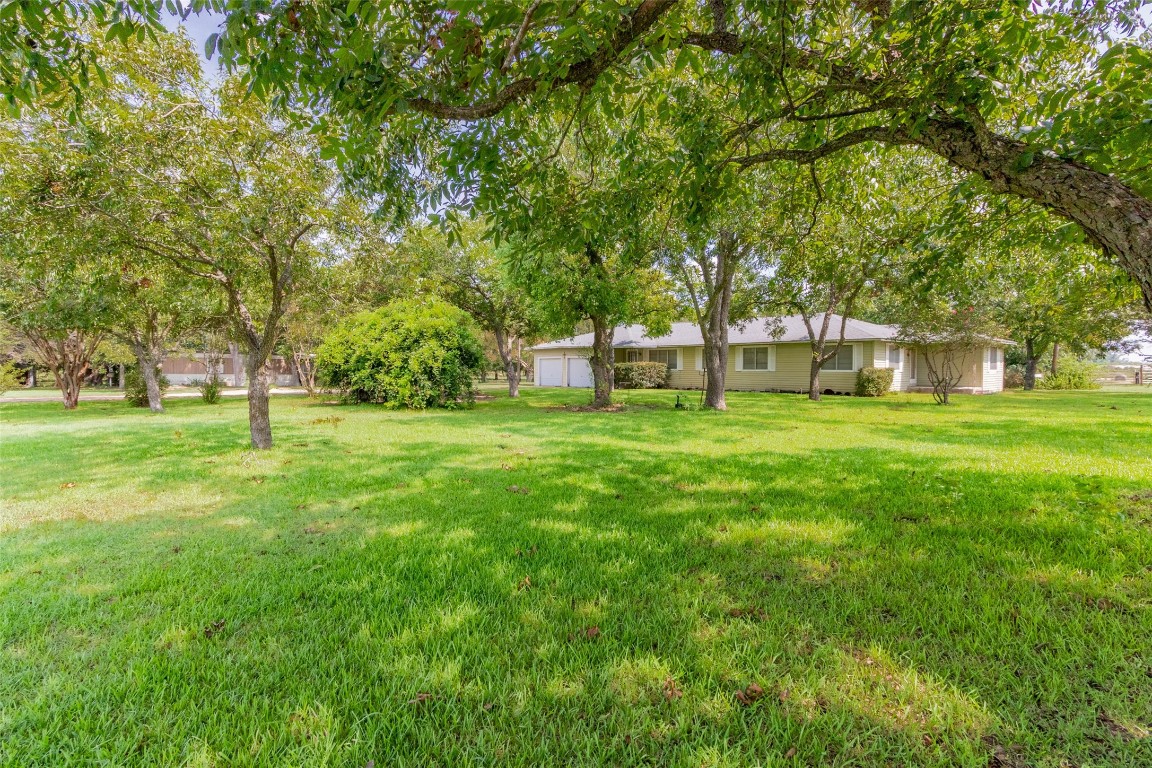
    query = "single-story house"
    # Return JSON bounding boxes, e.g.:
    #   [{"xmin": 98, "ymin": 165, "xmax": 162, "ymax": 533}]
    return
[{"xmin": 531, "ymin": 315, "xmax": 1007, "ymax": 395}]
